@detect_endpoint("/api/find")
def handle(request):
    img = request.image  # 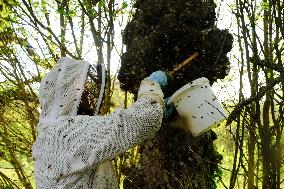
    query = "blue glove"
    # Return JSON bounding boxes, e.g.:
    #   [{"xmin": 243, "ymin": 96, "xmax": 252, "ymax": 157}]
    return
[
  {"xmin": 147, "ymin": 70, "xmax": 168, "ymax": 87},
  {"xmin": 164, "ymin": 97, "xmax": 176, "ymax": 119}
]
